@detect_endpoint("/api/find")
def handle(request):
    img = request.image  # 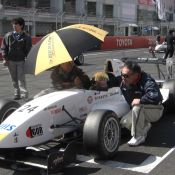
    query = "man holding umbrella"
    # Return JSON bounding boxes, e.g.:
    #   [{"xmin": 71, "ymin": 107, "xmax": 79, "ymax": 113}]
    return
[
  {"xmin": 51, "ymin": 61, "xmax": 90, "ymax": 90},
  {"xmin": 34, "ymin": 61, "xmax": 91, "ymax": 98}
]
